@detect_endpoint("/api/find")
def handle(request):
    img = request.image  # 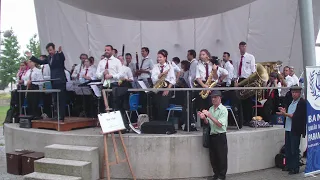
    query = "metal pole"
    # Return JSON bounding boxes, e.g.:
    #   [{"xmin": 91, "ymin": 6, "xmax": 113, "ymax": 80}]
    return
[
  {"xmin": 57, "ymin": 92, "xmax": 60, "ymax": 131},
  {"xmin": 187, "ymin": 90, "xmax": 190, "ymax": 132},
  {"xmin": 298, "ymin": 0, "xmax": 317, "ymax": 98}
]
